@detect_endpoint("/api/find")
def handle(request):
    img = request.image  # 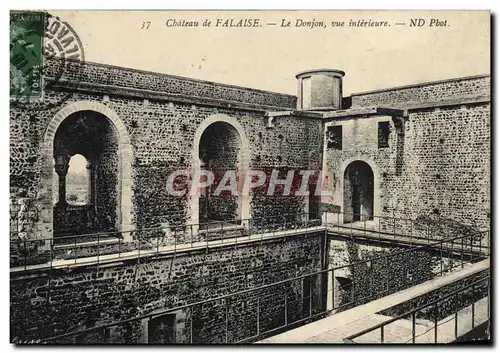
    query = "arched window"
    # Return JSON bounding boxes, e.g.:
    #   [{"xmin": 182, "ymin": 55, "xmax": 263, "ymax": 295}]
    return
[{"xmin": 66, "ymin": 154, "xmax": 90, "ymax": 205}]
